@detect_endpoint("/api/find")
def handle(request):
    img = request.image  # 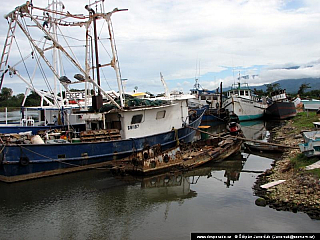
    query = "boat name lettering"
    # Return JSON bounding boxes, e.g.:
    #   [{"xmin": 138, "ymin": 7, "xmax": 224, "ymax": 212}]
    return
[
  {"xmin": 66, "ymin": 92, "xmax": 85, "ymax": 99},
  {"xmin": 128, "ymin": 124, "xmax": 139, "ymax": 130}
]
